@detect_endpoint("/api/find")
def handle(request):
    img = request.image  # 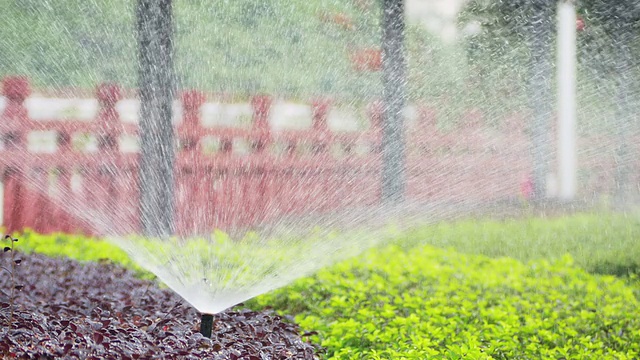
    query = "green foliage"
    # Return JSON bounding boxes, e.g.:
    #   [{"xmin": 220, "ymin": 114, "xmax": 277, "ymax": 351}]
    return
[
  {"xmin": 0, "ymin": 0, "xmax": 136, "ymax": 88},
  {"xmin": 0, "ymin": 0, "xmax": 454, "ymax": 102},
  {"xmin": 249, "ymin": 212, "xmax": 640, "ymax": 358},
  {"xmin": 1, "ymin": 235, "xmax": 23, "ymax": 328},
  {"xmin": 458, "ymin": 0, "xmax": 640, "ymax": 129},
  {"xmin": 254, "ymin": 242, "xmax": 640, "ymax": 359},
  {"xmin": 8, "ymin": 213, "xmax": 640, "ymax": 358},
  {"xmin": 458, "ymin": 0, "xmax": 640, "ymax": 70},
  {"xmin": 10, "ymin": 212, "xmax": 640, "ymax": 281},
  {"xmin": 402, "ymin": 212, "xmax": 640, "ymax": 279},
  {"xmin": 11, "ymin": 229, "xmax": 151, "ymax": 278},
  {"xmin": 456, "ymin": 0, "xmax": 534, "ymax": 112}
]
